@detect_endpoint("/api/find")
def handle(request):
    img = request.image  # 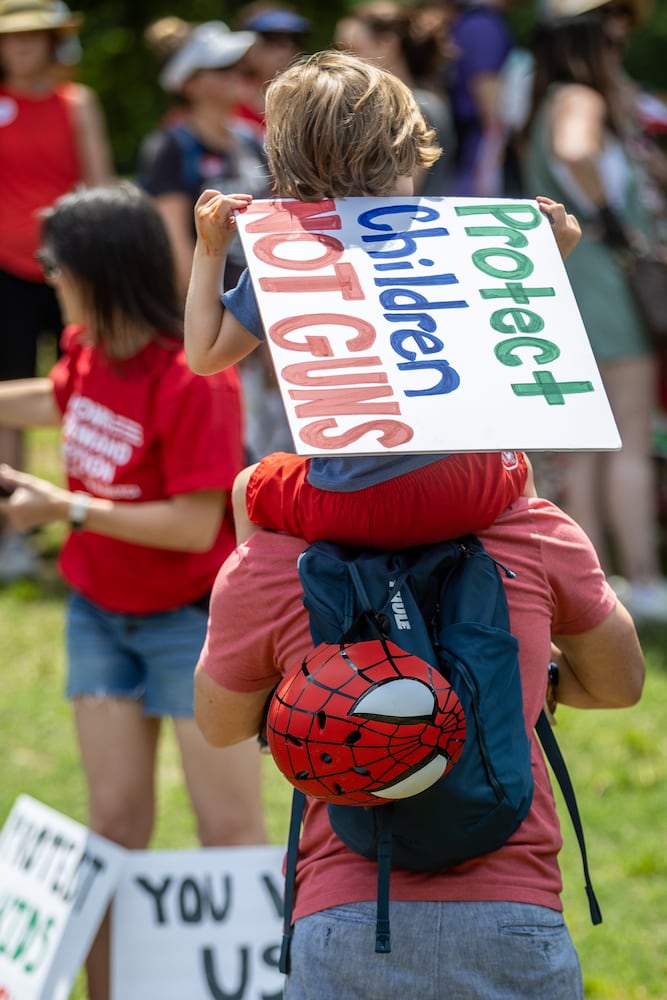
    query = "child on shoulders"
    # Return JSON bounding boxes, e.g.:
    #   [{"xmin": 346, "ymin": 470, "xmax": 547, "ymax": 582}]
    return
[{"xmin": 184, "ymin": 50, "xmax": 581, "ymax": 548}]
